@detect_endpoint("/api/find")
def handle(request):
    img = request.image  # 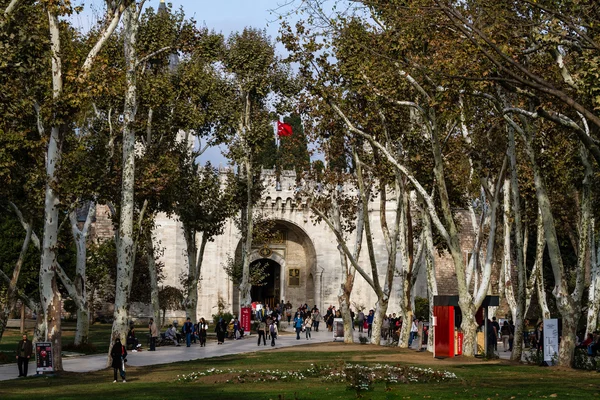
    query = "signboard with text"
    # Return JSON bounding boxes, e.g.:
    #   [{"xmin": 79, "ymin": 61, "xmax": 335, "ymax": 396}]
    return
[
  {"xmin": 36, "ymin": 342, "xmax": 53, "ymax": 372},
  {"xmin": 543, "ymin": 319, "xmax": 559, "ymax": 364},
  {"xmin": 241, "ymin": 307, "xmax": 251, "ymax": 333}
]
